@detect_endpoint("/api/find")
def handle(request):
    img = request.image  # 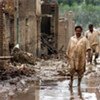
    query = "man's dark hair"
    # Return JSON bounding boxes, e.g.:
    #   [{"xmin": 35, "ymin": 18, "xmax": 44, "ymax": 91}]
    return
[
  {"xmin": 89, "ymin": 24, "xmax": 93, "ymax": 28},
  {"xmin": 75, "ymin": 25, "xmax": 83, "ymax": 31}
]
